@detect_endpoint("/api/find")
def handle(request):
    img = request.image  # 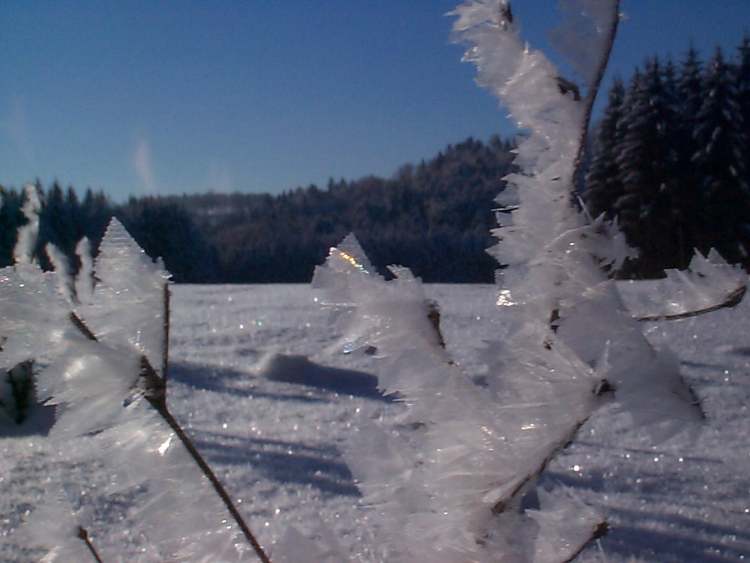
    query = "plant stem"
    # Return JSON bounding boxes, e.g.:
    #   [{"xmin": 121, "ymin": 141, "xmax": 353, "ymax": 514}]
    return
[
  {"xmin": 77, "ymin": 526, "xmax": 104, "ymax": 563},
  {"xmin": 635, "ymin": 284, "xmax": 746, "ymax": 321},
  {"xmin": 69, "ymin": 312, "xmax": 273, "ymax": 563},
  {"xmin": 491, "ymin": 376, "xmax": 615, "ymax": 515},
  {"xmin": 491, "ymin": 413, "xmax": 591, "ymax": 515},
  {"xmin": 572, "ymin": 0, "xmax": 621, "ymax": 191},
  {"xmin": 162, "ymin": 283, "xmax": 171, "ymax": 384},
  {"xmin": 153, "ymin": 398, "xmax": 272, "ymax": 563},
  {"xmin": 561, "ymin": 521, "xmax": 609, "ymax": 563}
]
